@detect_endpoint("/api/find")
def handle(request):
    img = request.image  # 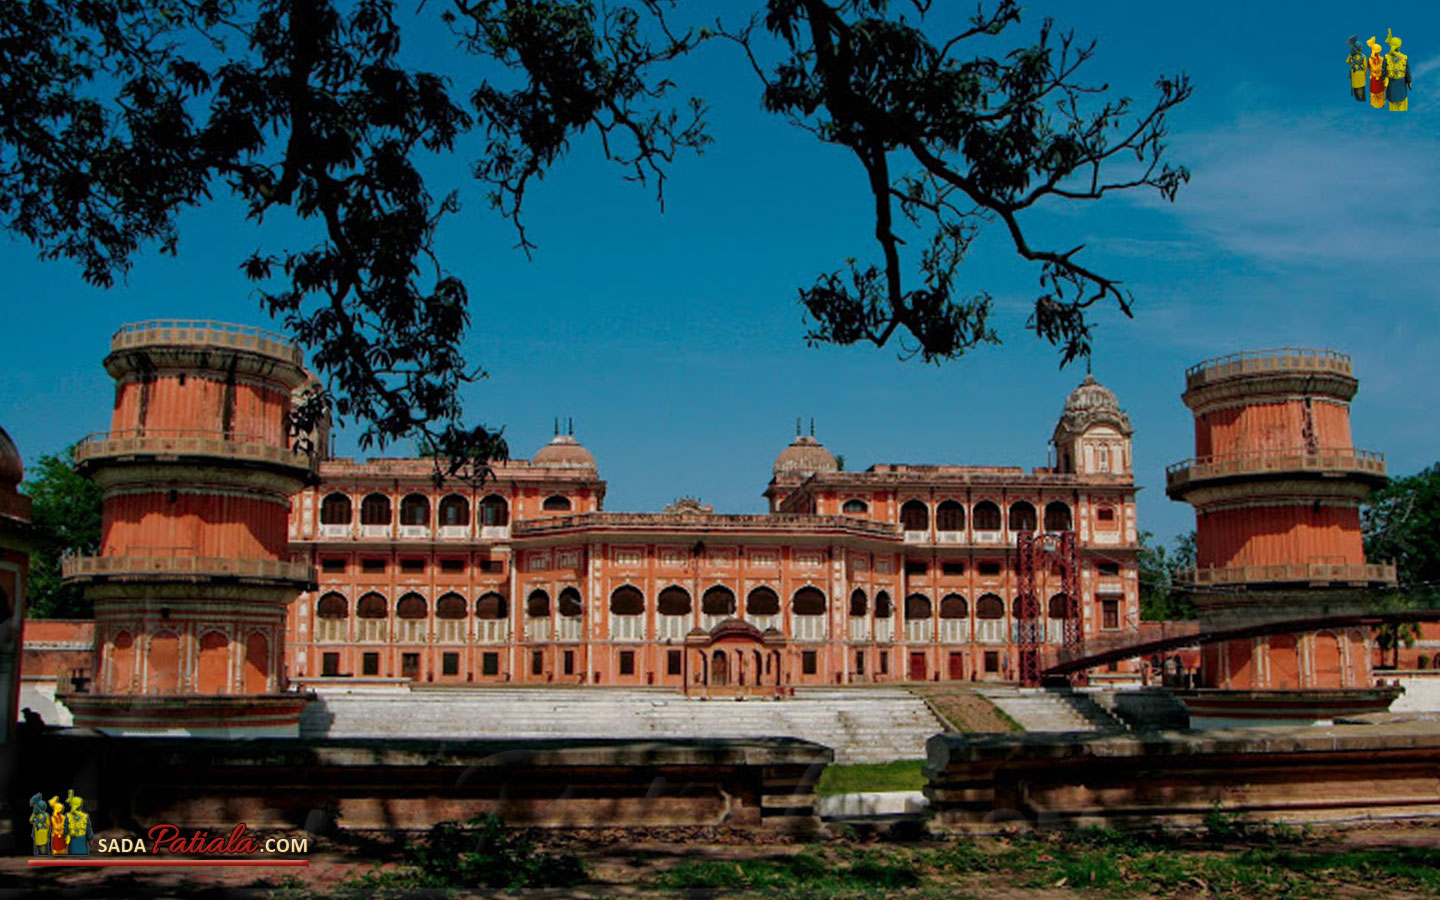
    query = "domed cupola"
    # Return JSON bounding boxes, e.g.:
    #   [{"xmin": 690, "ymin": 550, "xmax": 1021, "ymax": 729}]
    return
[
  {"xmin": 533, "ymin": 433, "xmax": 598, "ymax": 473},
  {"xmin": 1053, "ymin": 375, "xmax": 1133, "ymax": 475},
  {"xmin": 773, "ymin": 435, "xmax": 838, "ymax": 480}
]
